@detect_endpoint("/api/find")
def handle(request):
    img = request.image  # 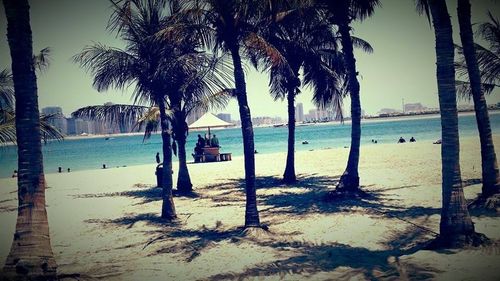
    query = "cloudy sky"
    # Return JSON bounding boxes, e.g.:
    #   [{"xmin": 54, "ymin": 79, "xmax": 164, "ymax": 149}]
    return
[{"xmin": 0, "ymin": 0, "xmax": 498, "ymax": 119}]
